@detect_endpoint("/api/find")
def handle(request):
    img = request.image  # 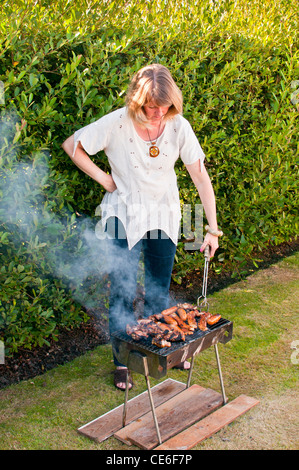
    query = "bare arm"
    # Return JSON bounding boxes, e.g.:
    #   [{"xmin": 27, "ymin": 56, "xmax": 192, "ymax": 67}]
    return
[
  {"xmin": 61, "ymin": 135, "xmax": 117, "ymax": 192},
  {"xmin": 185, "ymin": 160, "xmax": 220, "ymax": 257}
]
